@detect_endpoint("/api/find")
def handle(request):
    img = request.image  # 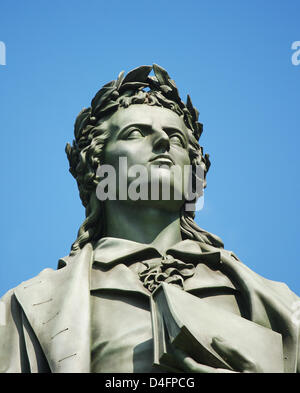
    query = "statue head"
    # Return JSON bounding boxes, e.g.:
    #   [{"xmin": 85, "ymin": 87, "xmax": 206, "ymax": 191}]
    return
[{"xmin": 66, "ymin": 64, "xmax": 223, "ymax": 254}]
